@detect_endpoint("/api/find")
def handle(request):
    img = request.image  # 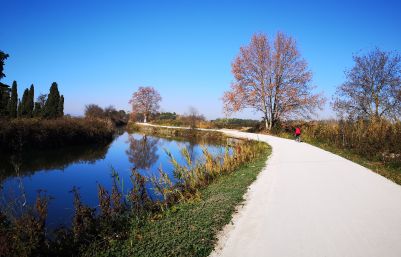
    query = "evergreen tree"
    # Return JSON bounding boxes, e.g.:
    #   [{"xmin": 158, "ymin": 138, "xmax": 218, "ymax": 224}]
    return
[
  {"xmin": 33, "ymin": 102, "xmax": 42, "ymax": 117},
  {"xmin": 0, "ymin": 51, "xmax": 10, "ymax": 117},
  {"xmin": 7, "ymin": 81, "xmax": 18, "ymax": 118},
  {"xmin": 28, "ymin": 84, "xmax": 34, "ymax": 117},
  {"xmin": 20, "ymin": 88, "xmax": 29, "ymax": 117},
  {"xmin": 0, "ymin": 51, "xmax": 9, "ymax": 80},
  {"xmin": 0, "ymin": 83, "xmax": 10, "ymax": 117},
  {"xmin": 17, "ymin": 98, "xmax": 22, "ymax": 117},
  {"xmin": 43, "ymin": 82, "xmax": 60, "ymax": 118},
  {"xmin": 58, "ymin": 95, "xmax": 64, "ymax": 117}
]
